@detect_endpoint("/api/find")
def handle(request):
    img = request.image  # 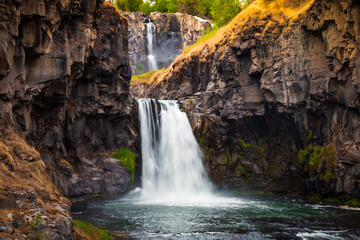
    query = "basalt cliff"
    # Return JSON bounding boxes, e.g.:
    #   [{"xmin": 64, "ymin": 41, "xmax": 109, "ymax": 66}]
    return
[
  {"xmin": 0, "ymin": 0, "xmax": 136, "ymax": 238},
  {"xmin": 123, "ymin": 11, "xmax": 211, "ymax": 75},
  {"xmin": 131, "ymin": 0, "xmax": 360, "ymax": 200},
  {"xmin": 1, "ymin": 0, "xmax": 360, "ymax": 238}
]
